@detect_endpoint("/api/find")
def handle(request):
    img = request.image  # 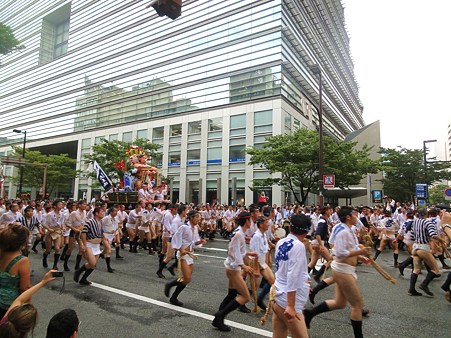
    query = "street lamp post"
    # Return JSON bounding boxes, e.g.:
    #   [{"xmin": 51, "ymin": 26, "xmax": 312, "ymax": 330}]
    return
[
  {"xmin": 311, "ymin": 64, "xmax": 324, "ymax": 206},
  {"xmin": 13, "ymin": 129, "xmax": 27, "ymax": 196}
]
